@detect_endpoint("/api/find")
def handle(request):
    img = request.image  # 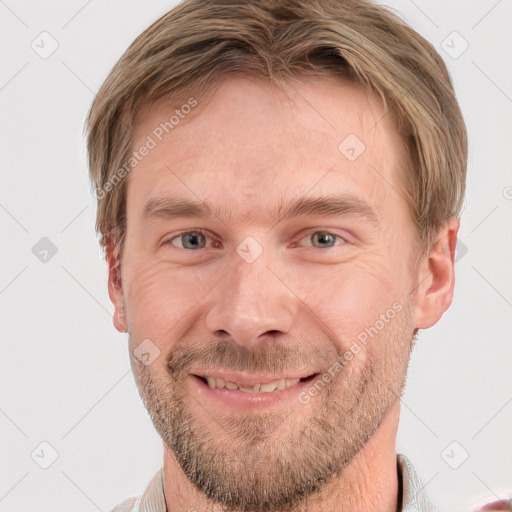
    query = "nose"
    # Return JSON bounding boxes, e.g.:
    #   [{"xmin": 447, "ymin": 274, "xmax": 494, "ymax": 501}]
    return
[{"xmin": 204, "ymin": 242, "xmax": 295, "ymax": 349}]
